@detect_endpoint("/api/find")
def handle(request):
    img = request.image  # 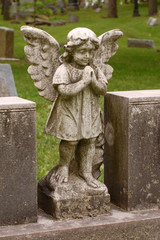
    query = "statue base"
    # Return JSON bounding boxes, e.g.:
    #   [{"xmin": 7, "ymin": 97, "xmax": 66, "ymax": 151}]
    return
[{"xmin": 38, "ymin": 174, "xmax": 110, "ymax": 220}]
